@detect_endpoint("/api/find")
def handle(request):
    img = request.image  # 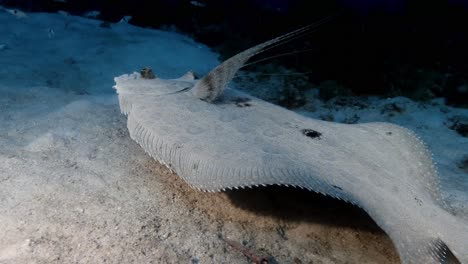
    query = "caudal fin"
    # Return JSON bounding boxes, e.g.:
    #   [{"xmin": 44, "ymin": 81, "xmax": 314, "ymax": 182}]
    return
[
  {"xmin": 192, "ymin": 15, "xmax": 336, "ymax": 102},
  {"xmin": 389, "ymin": 209, "xmax": 468, "ymax": 264},
  {"xmin": 436, "ymin": 213, "xmax": 468, "ymax": 264}
]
